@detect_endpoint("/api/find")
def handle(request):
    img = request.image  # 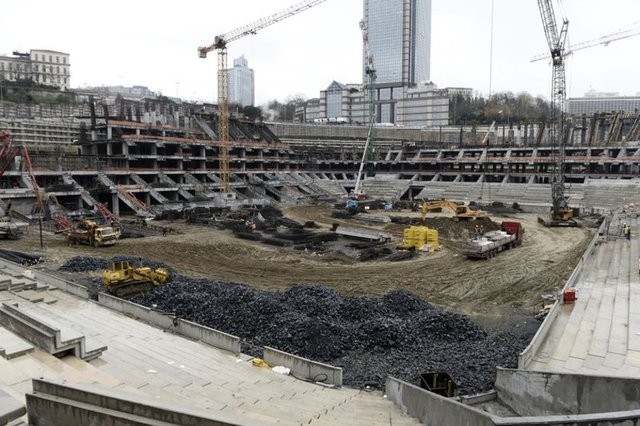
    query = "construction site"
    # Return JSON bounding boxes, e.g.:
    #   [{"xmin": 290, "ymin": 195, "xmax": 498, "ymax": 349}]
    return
[{"xmin": 2, "ymin": 0, "xmax": 640, "ymax": 425}]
